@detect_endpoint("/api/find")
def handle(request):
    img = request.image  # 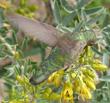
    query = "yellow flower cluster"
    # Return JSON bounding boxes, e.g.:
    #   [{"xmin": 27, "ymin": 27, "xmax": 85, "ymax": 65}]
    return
[
  {"xmin": 16, "ymin": 75, "xmax": 35, "ymax": 93},
  {"xmin": 79, "ymin": 46, "xmax": 108, "ymax": 72},
  {"xmin": 71, "ymin": 66, "xmax": 97, "ymax": 100},
  {"xmin": 13, "ymin": 46, "xmax": 108, "ymax": 103},
  {"xmin": 61, "ymin": 82, "xmax": 74, "ymax": 103},
  {"xmin": 47, "ymin": 46, "xmax": 108, "ymax": 102}
]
